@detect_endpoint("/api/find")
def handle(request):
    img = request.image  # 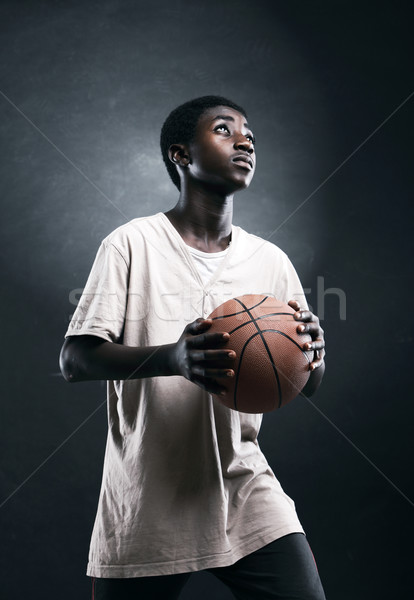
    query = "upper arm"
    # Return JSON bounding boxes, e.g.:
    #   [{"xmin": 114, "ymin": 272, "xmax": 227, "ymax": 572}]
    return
[{"xmin": 65, "ymin": 240, "xmax": 129, "ymax": 344}]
